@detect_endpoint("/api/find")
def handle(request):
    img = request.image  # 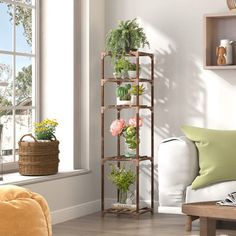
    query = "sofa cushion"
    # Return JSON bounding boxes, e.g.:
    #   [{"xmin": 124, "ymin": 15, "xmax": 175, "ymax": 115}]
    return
[
  {"xmin": 186, "ymin": 180, "xmax": 236, "ymax": 203},
  {"xmin": 182, "ymin": 125, "xmax": 236, "ymax": 189},
  {"xmin": 158, "ymin": 136, "xmax": 198, "ymax": 207}
]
